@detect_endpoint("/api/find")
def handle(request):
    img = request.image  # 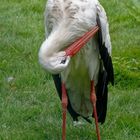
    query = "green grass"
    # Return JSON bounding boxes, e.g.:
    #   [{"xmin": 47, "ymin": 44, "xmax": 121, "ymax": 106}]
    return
[{"xmin": 0, "ymin": 0, "xmax": 140, "ymax": 139}]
